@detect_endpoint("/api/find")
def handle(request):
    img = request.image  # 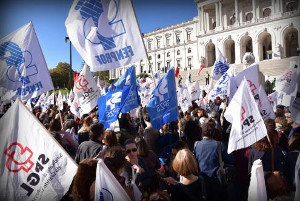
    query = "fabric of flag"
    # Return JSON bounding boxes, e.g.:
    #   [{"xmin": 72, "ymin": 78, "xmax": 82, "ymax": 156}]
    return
[
  {"xmin": 47, "ymin": 92, "xmax": 55, "ymax": 105},
  {"xmin": 189, "ymin": 81, "xmax": 201, "ymax": 101},
  {"xmin": 274, "ymin": 63, "xmax": 299, "ymax": 95},
  {"xmin": 25, "ymin": 99, "xmax": 32, "ymax": 111},
  {"xmin": 98, "ymin": 86, "xmax": 131, "ymax": 128},
  {"xmin": 70, "ymin": 93, "xmax": 82, "ymax": 118},
  {"xmin": 68, "ymin": 89, "xmax": 74, "ymax": 106},
  {"xmin": 177, "ymin": 85, "xmax": 191, "ymax": 113},
  {"xmin": 211, "ymin": 48, "xmax": 229, "ymax": 80},
  {"xmin": 56, "ymin": 90, "xmax": 63, "ymax": 111},
  {"xmin": 154, "ymin": 71, "xmax": 160, "ymax": 80},
  {"xmin": 248, "ymin": 159, "xmax": 267, "ymax": 201},
  {"xmin": 94, "ymin": 159, "xmax": 132, "ymax": 201},
  {"xmin": 295, "ymin": 154, "xmax": 300, "ymax": 201},
  {"xmin": 258, "ymin": 85, "xmax": 275, "ymax": 120},
  {"xmin": 175, "ymin": 67, "xmax": 180, "ymax": 78},
  {"xmin": 208, "ymin": 66, "xmax": 235, "ymax": 101},
  {"xmin": 147, "ymin": 68, "xmax": 179, "ymax": 130},
  {"xmin": 228, "ymin": 63, "xmax": 260, "ymax": 103},
  {"xmin": 0, "ymin": 22, "xmax": 54, "ymax": 103},
  {"xmin": 65, "ymin": 0, "xmax": 147, "ymax": 72},
  {"xmin": 114, "ymin": 66, "xmax": 139, "ymax": 113},
  {"xmin": 224, "ymin": 78, "xmax": 267, "ymax": 154},
  {"xmin": 198, "ymin": 64, "xmax": 205, "ymax": 75},
  {"xmin": 73, "ymin": 64, "xmax": 99, "ymax": 117},
  {"xmin": 0, "ymin": 99, "xmax": 77, "ymax": 201}
]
